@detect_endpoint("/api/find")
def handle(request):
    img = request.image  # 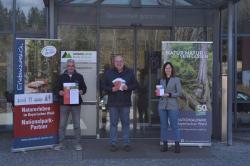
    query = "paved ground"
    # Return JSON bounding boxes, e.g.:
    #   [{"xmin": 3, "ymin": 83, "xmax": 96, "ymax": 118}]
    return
[{"xmin": 0, "ymin": 132, "xmax": 250, "ymax": 166}]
